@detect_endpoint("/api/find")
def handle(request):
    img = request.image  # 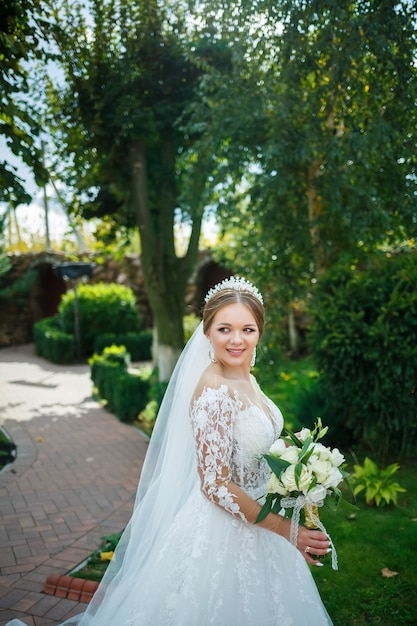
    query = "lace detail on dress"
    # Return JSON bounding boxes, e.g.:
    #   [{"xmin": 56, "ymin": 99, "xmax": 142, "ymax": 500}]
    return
[{"xmin": 190, "ymin": 384, "xmax": 283, "ymax": 519}]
